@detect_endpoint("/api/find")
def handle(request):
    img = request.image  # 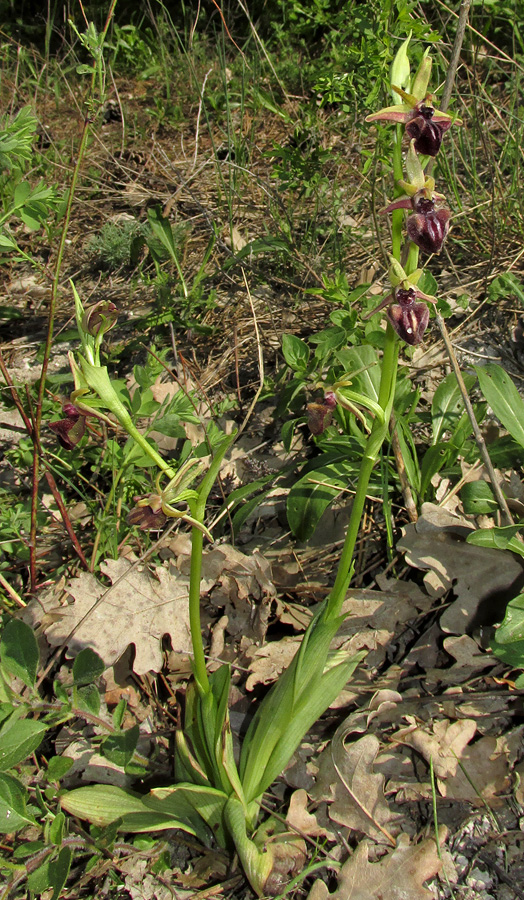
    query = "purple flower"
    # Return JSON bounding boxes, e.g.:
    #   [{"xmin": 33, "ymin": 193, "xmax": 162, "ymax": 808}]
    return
[
  {"xmin": 366, "ymin": 97, "xmax": 458, "ymax": 158},
  {"xmin": 388, "ymin": 288, "xmax": 430, "ymax": 345},
  {"xmin": 81, "ymin": 301, "xmax": 118, "ymax": 337},
  {"xmin": 406, "ymin": 193, "xmax": 451, "ymax": 254},
  {"xmin": 49, "ymin": 403, "xmax": 87, "ymax": 450},
  {"xmin": 405, "ymin": 104, "xmax": 453, "ymax": 157},
  {"xmin": 307, "ymin": 391, "xmax": 337, "ymax": 435},
  {"xmin": 127, "ymin": 494, "xmax": 168, "ymax": 531}
]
